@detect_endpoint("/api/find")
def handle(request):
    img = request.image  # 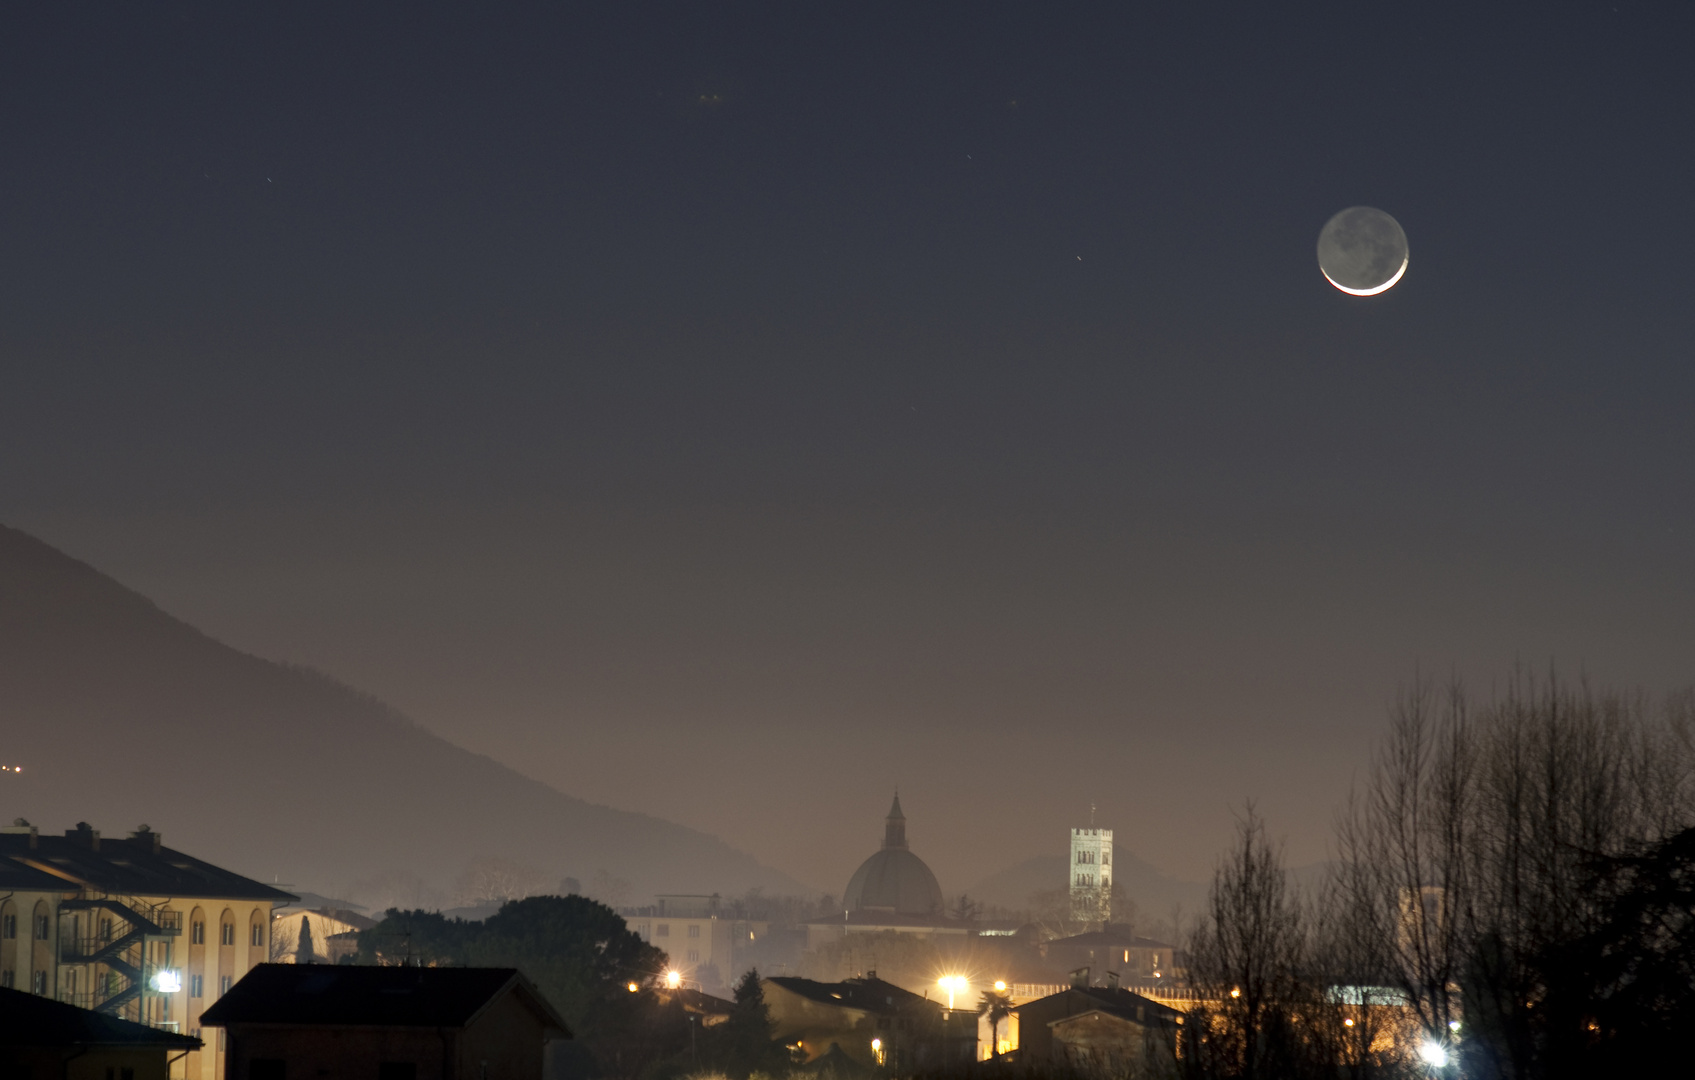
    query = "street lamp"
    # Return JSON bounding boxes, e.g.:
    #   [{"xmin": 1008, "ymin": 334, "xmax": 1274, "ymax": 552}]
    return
[
  {"xmin": 666, "ymin": 970, "xmax": 682, "ymax": 990},
  {"xmin": 937, "ymin": 975, "xmax": 968, "ymax": 1010}
]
